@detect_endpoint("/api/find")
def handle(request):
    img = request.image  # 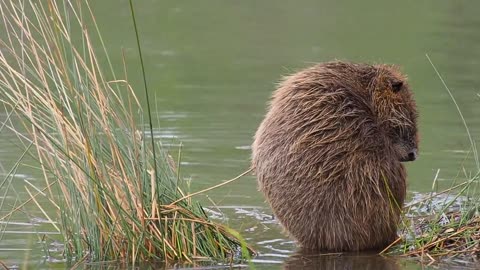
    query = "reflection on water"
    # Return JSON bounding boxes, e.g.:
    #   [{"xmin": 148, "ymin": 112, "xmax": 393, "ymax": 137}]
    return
[{"xmin": 284, "ymin": 253, "xmax": 400, "ymax": 270}]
